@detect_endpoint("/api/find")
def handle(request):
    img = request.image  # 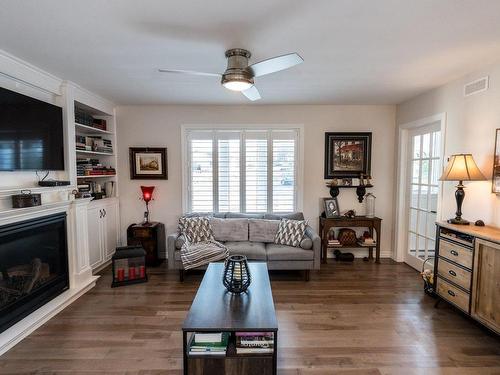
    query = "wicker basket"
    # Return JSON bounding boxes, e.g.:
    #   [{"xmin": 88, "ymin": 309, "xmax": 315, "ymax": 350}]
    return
[{"xmin": 337, "ymin": 228, "xmax": 357, "ymax": 246}]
